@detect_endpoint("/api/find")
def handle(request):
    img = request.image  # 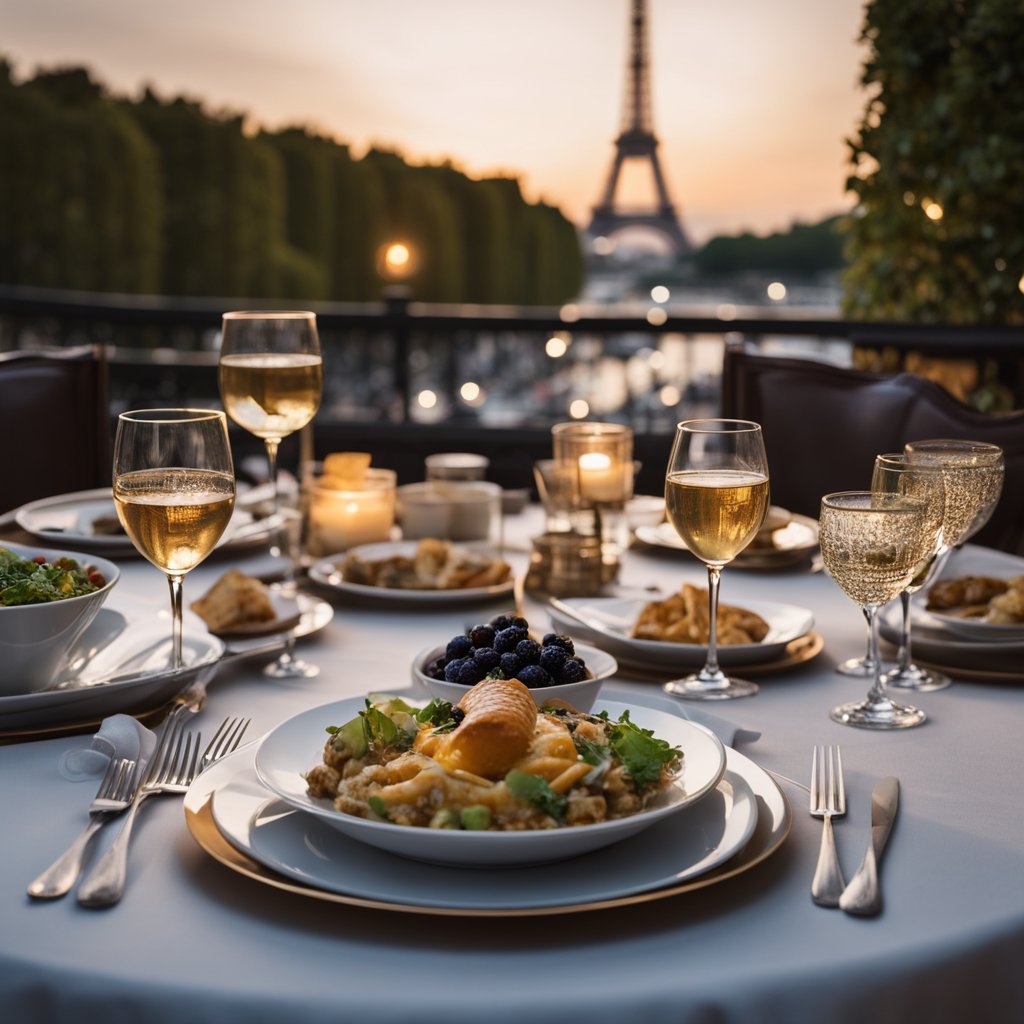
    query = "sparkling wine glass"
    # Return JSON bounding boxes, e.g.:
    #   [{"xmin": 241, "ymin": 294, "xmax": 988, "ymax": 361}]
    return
[
  {"xmin": 113, "ymin": 409, "xmax": 235, "ymax": 670},
  {"xmin": 819, "ymin": 491, "xmax": 940, "ymax": 729},
  {"xmin": 871, "ymin": 453, "xmax": 949, "ymax": 691},
  {"xmin": 662, "ymin": 419, "xmax": 770, "ymax": 700},
  {"xmin": 219, "ymin": 311, "xmax": 323, "ymax": 679}
]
